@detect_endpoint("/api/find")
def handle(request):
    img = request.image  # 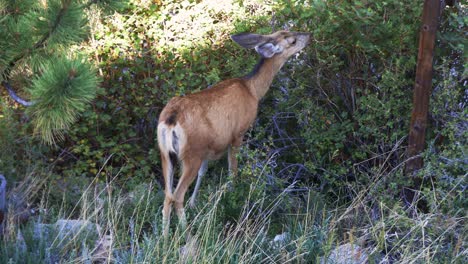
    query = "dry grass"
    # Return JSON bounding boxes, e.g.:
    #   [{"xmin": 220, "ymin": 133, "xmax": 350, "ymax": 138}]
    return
[{"xmin": 1, "ymin": 161, "xmax": 465, "ymax": 263}]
